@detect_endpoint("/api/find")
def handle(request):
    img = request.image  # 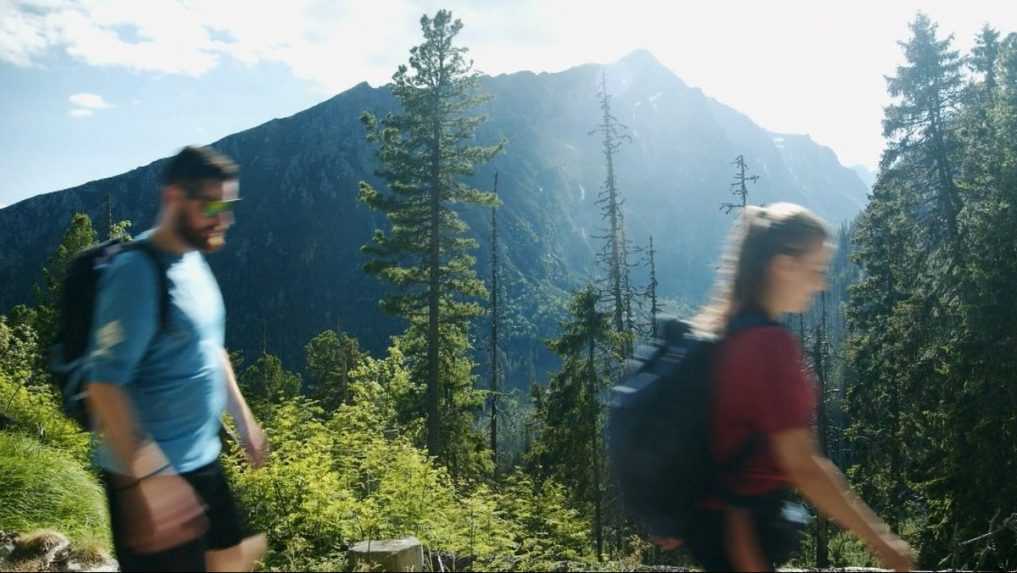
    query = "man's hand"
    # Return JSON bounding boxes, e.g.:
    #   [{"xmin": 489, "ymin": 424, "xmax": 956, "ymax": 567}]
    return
[
  {"xmin": 238, "ymin": 421, "xmax": 269, "ymax": 469},
  {"xmin": 117, "ymin": 473, "xmax": 208, "ymax": 554}
]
